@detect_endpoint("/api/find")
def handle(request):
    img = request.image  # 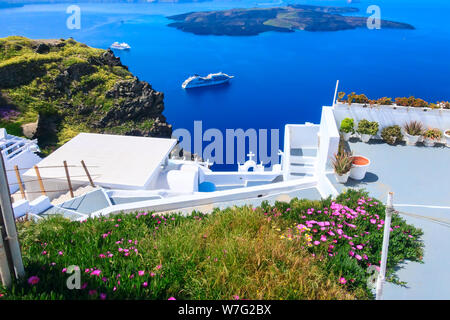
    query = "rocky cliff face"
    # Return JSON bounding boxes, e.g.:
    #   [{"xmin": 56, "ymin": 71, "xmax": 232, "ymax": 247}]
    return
[{"xmin": 0, "ymin": 36, "xmax": 172, "ymax": 154}]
